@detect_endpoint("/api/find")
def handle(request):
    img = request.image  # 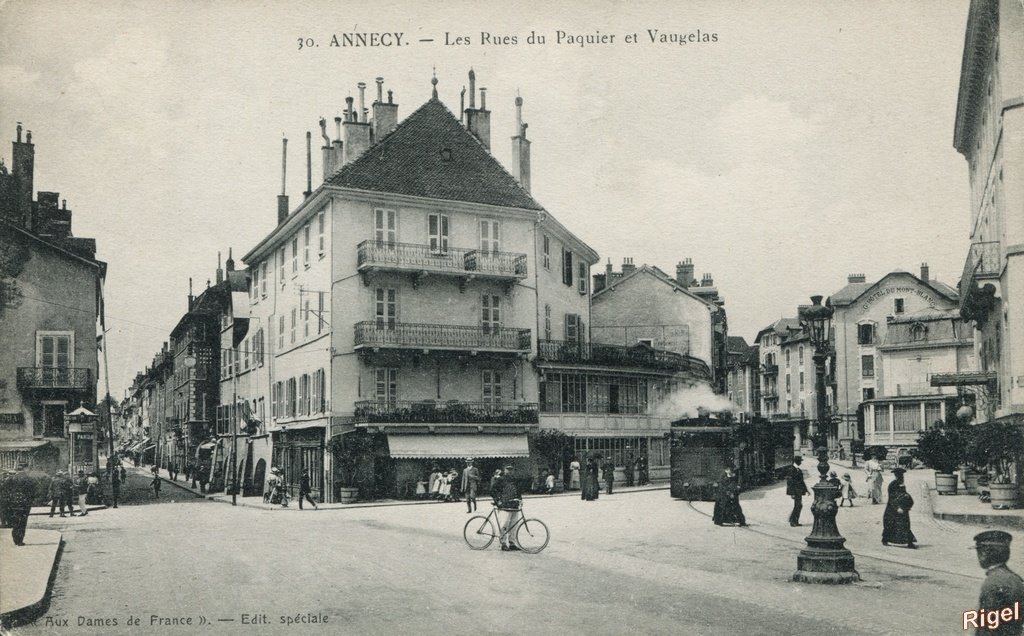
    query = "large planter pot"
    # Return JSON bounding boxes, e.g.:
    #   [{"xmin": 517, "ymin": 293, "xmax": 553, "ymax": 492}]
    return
[
  {"xmin": 989, "ymin": 483, "xmax": 1020, "ymax": 510},
  {"xmin": 934, "ymin": 472, "xmax": 958, "ymax": 495},
  {"xmin": 337, "ymin": 486, "xmax": 360, "ymax": 504},
  {"xmin": 963, "ymin": 472, "xmax": 981, "ymax": 495}
]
